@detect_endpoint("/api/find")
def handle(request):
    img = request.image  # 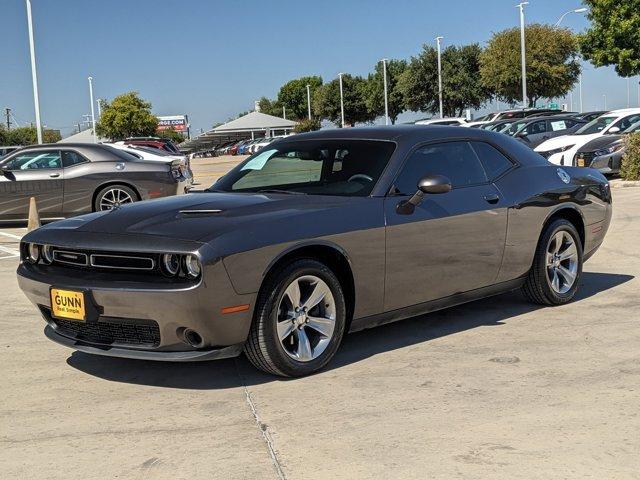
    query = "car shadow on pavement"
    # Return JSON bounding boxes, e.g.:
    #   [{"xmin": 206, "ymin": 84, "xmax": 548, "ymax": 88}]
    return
[{"xmin": 66, "ymin": 271, "xmax": 633, "ymax": 389}]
